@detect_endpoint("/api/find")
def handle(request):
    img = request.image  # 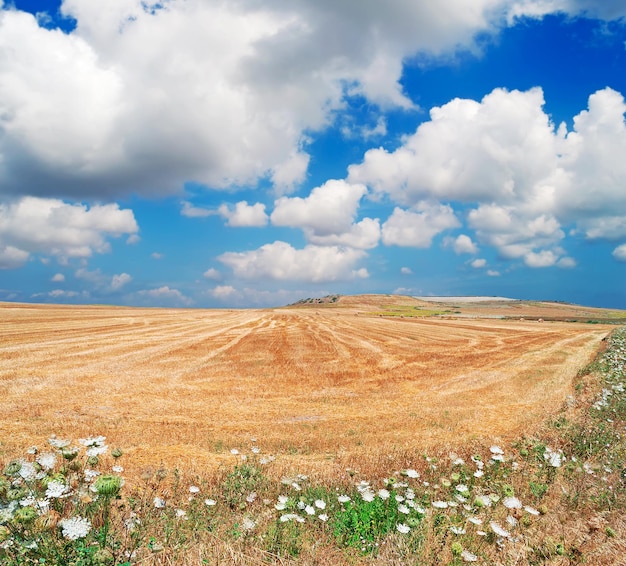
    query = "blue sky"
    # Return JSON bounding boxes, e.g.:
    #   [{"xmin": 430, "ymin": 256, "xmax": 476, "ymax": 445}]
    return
[{"xmin": 1, "ymin": 1, "xmax": 625, "ymax": 308}]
